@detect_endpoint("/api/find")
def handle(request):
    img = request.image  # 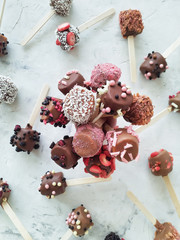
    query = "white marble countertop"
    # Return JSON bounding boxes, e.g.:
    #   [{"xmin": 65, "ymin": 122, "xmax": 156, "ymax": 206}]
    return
[{"xmin": 0, "ymin": 0, "xmax": 180, "ymax": 239}]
